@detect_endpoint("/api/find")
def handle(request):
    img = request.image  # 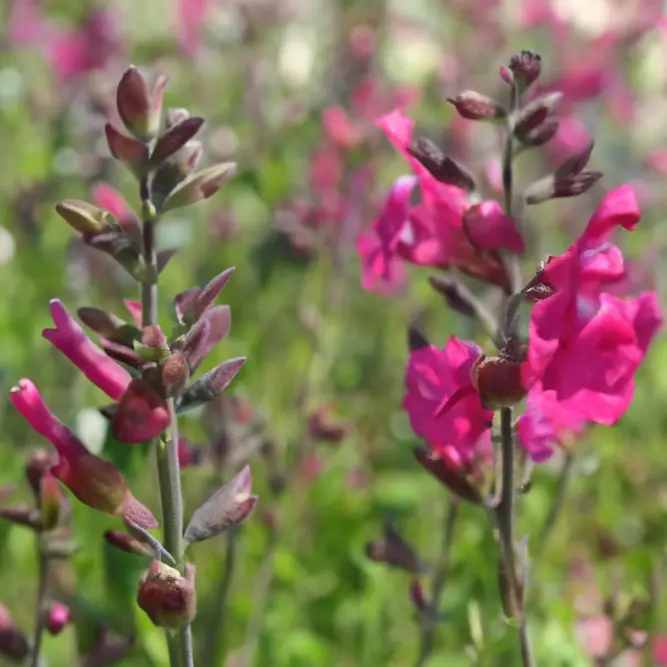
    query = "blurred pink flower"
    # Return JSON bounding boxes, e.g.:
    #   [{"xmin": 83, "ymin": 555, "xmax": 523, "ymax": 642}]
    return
[
  {"xmin": 46, "ymin": 603, "xmax": 72, "ymax": 636},
  {"xmin": 10, "ymin": 380, "xmax": 157, "ymax": 529},
  {"xmin": 176, "ymin": 0, "xmax": 209, "ymax": 57},
  {"xmin": 43, "ymin": 299, "xmax": 132, "ymax": 401},
  {"xmin": 91, "ymin": 182, "xmax": 140, "ymax": 241},
  {"xmin": 357, "ymin": 174, "xmax": 417, "ymax": 292},
  {"xmin": 403, "ymin": 337, "xmax": 492, "ymax": 466}
]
